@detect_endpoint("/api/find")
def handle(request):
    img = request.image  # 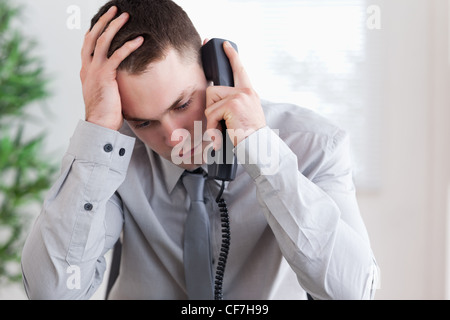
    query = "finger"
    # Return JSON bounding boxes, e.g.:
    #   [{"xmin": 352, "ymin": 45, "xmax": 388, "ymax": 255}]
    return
[
  {"xmin": 93, "ymin": 12, "xmax": 131, "ymax": 60},
  {"xmin": 81, "ymin": 6, "xmax": 117, "ymax": 60},
  {"xmin": 205, "ymin": 101, "xmax": 226, "ymax": 134},
  {"xmin": 108, "ymin": 36, "xmax": 144, "ymax": 70},
  {"xmin": 203, "ymin": 38, "xmax": 210, "ymax": 46},
  {"xmin": 205, "ymin": 91, "xmax": 236, "ymax": 131},
  {"xmin": 80, "ymin": 30, "xmax": 92, "ymax": 73},
  {"xmin": 205, "ymin": 85, "xmax": 235, "ymax": 108},
  {"xmin": 223, "ymin": 41, "xmax": 252, "ymax": 89}
]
